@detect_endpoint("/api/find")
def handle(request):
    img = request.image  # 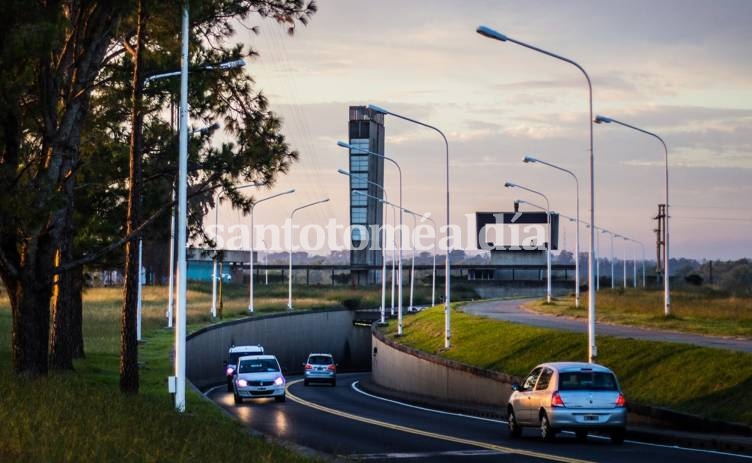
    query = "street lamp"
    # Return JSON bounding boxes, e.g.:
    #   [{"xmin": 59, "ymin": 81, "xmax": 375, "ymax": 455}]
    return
[
  {"xmin": 249, "ymin": 189, "xmax": 295, "ymax": 312},
  {"xmin": 355, "ymin": 191, "xmax": 425, "ymax": 315},
  {"xmin": 595, "ymin": 114, "xmax": 670, "ymax": 313},
  {"xmin": 337, "ymin": 141, "xmax": 405, "ymax": 335},
  {"xmin": 506, "ymin": 182, "xmax": 552, "ymax": 303},
  {"xmin": 173, "ymin": 18, "xmax": 248, "ymax": 413},
  {"xmin": 211, "ymin": 183, "xmax": 256, "ymax": 318},
  {"xmin": 412, "ymin": 211, "xmax": 438, "ymax": 308},
  {"xmin": 601, "ymin": 229, "xmax": 616, "ymax": 289},
  {"xmin": 585, "ymin": 224, "xmax": 601, "ymax": 291},
  {"xmin": 339, "ymin": 169, "xmax": 391, "ymax": 324},
  {"xmin": 288, "ymin": 198, "xmax": 329, "ymax": 310},
  {"xmin": 523, "ymin": 156, "xmax": 581, "ymax": 307},
  {"xmin": 614, "ymin": 235, "xmax": 628, "ymax": 288},
  {"xmin": 366, "ymin": 104, "xmax": 452, "ymax": 350},
  {"xmin": 478, "ymin": 25, "xmax": 597, "ymax": 363}
]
